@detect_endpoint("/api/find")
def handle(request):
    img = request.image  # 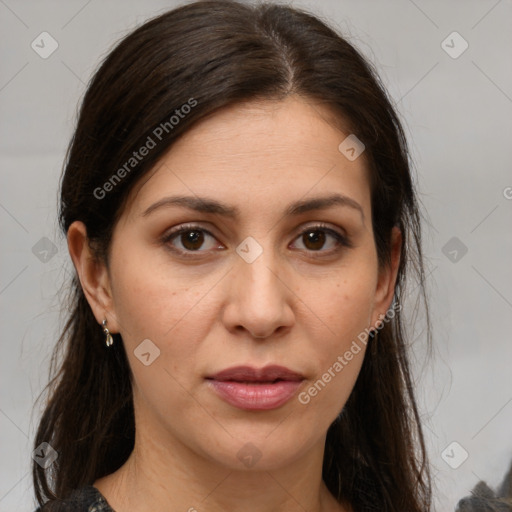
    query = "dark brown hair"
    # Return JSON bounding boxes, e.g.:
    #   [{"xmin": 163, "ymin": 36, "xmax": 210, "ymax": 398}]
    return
[{"xmin": 33, "ymin": 1, "xmax": 433, "ymax": 510}]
